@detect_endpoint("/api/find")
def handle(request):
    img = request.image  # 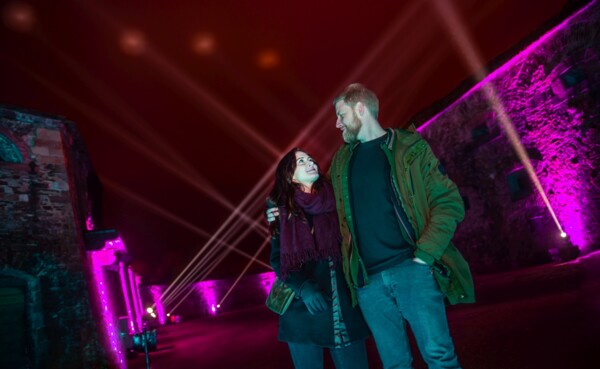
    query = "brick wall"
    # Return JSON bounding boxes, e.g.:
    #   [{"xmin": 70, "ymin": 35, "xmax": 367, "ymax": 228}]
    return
[{"xmin": 0, "ymin": 106, "xmax": 107, "ymax": 368}]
